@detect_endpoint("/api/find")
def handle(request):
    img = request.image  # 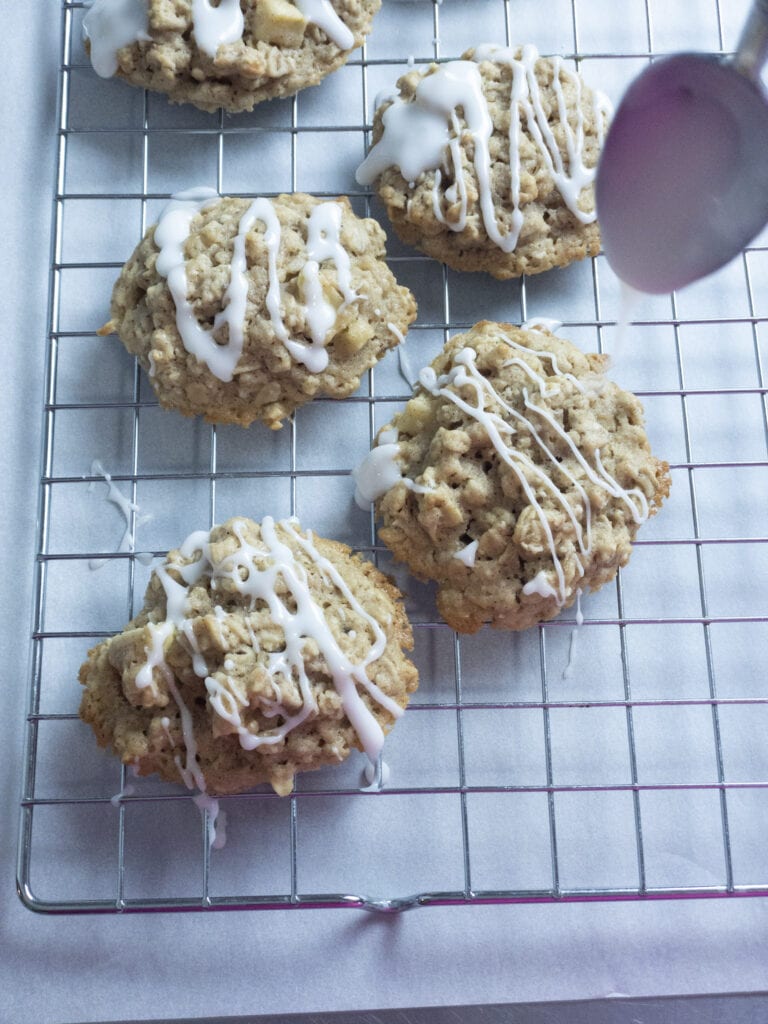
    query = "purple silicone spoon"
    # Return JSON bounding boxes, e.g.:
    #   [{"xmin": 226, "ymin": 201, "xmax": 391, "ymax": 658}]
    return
[{"xmin": 595, "ymin": 0, "xmax": 768, "ymax": 293}]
